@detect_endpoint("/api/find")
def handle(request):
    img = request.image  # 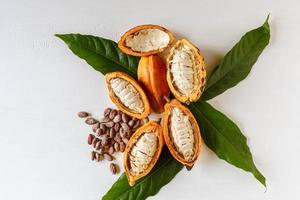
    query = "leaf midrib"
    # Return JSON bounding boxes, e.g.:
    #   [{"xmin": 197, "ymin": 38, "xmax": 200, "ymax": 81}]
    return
[
  {"xmin": 107, "ymin": 156, "xmax": 178, "ymax": 200},
  {"xmin": 190, "ymin": 103, "xmax": 252, "ymax": 167},
  {"xmin": 205, "ymin": 29, "xmax": 268, "ymax": 91},
  {"xmin": 61, "ymin": 34, "xmax": 136, "ymax": 74}
]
